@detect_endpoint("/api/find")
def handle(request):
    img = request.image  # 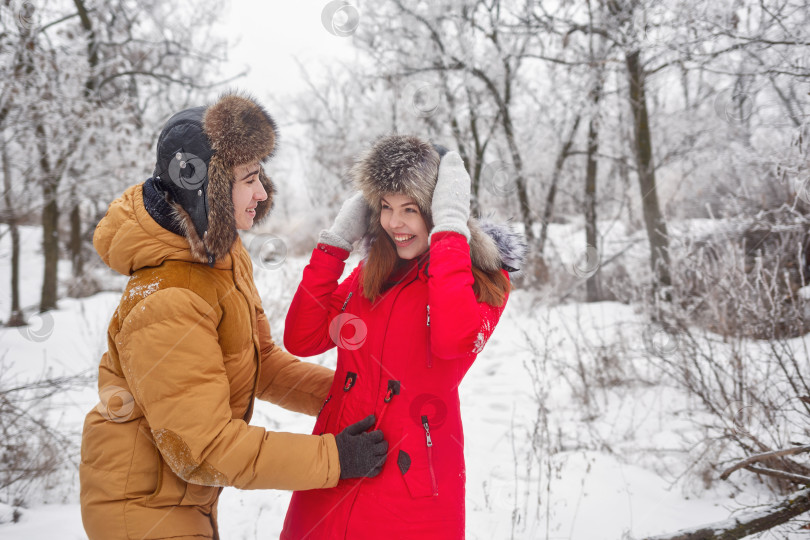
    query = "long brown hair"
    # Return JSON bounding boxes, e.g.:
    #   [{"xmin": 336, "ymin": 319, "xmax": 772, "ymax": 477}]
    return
[{"xmin": 361, "ymin": 229, "xmax": 511, "ymax": 306}]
